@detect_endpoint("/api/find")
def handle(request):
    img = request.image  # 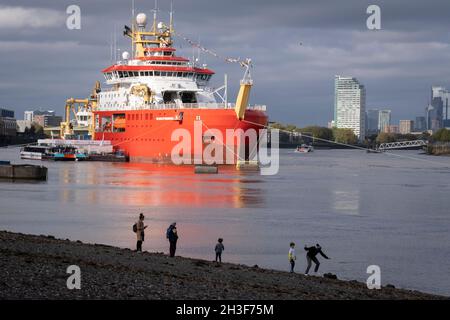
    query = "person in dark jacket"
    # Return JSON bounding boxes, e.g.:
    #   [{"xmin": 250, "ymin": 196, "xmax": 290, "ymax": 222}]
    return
[
  {"xmin": 215, "ymin": 238, "xmax": 225, "ymax": 263},
  {"xmin": 304, "ymin": 244, "xmax": 330, "ymax": 275},
  {"xmin": 167, "ymin": 222, "xmax": 179, "ymax": 257}
]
